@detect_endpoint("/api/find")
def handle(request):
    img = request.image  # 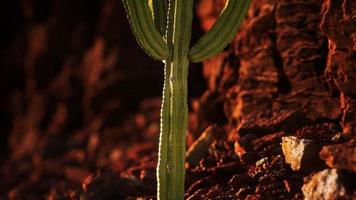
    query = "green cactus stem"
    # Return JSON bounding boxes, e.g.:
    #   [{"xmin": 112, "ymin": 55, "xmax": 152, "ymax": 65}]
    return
[{"xmin": 122, "ymin": 0, "xmax": 250, "ymax": 199}]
